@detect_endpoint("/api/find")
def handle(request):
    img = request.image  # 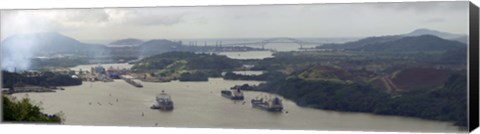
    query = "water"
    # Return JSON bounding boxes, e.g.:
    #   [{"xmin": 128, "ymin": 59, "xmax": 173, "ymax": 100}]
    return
[
  {"xmin": 262, "ymin": 43, "xmax": 317, "ymax": 51},
  {"xmin": 216, "ymin": 43, "xmax": 319, "ymax": 60},
  {"xmin": 232, "ymin": 71, "xmax": 264, "ymax": 76},
  {"xmin": 217, "ymin": 51, "xmax": 273, "ymax": 59},
  {"xmin": 12, "ymin": 78, "xmax": 463, "ymax": 132}
]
